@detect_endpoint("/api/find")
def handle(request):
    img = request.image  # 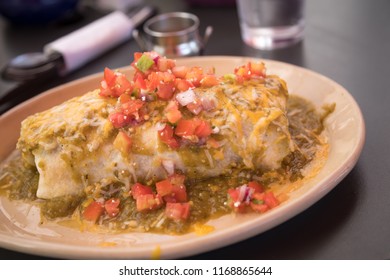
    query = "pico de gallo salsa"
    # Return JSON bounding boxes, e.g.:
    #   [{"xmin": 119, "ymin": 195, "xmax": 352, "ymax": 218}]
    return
[{"xmin": 78, "ymin": 52, "xmax": 281, "ymax": 232}]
